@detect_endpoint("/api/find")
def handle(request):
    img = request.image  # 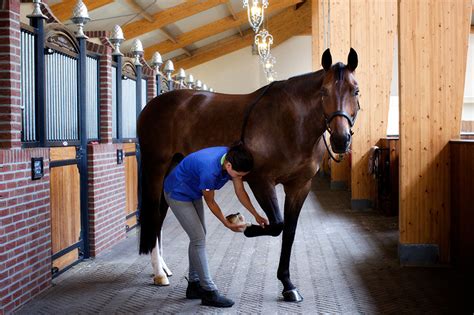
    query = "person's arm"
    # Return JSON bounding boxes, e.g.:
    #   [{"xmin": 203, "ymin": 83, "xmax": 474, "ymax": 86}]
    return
[
  {"xmin": 202, "ymin": 189, "xmax": 247, "ymax": 232},
  {"xmin": 232, "ymin": 177, "xmax": 269, "ymax": 227}
]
